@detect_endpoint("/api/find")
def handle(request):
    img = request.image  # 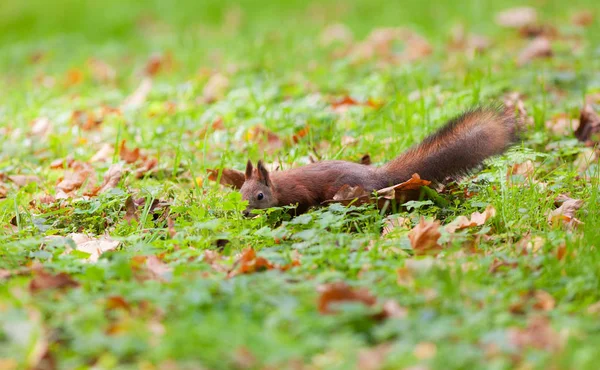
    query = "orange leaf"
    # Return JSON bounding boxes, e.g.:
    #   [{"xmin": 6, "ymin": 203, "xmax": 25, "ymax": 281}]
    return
[
  {"xmin": 207, "ymin": 168, "xmax": 246, "ymax": 189},
  {"xmin": 408, "ymin": 217, "xmax": 442, "ymax": 256}
]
